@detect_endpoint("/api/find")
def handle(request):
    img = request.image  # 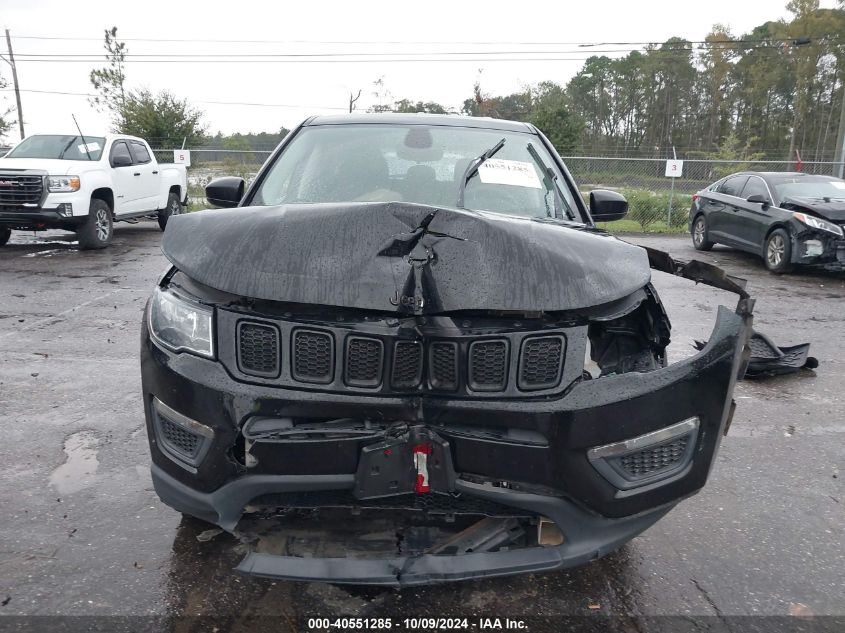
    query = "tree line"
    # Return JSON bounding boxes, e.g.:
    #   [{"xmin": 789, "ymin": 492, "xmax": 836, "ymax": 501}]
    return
[{"xmin": 77, "ymin": 0, "xmax": 845, "ymax": 162}]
